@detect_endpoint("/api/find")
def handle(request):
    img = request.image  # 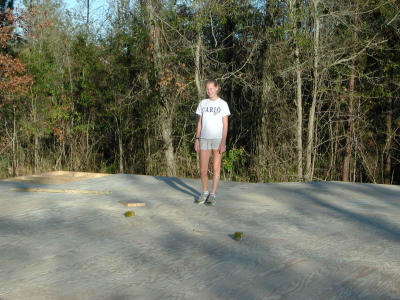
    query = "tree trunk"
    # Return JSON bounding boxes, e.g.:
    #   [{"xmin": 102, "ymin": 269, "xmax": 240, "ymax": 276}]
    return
[
  {"xmin": 146, "ymin": 0, "xmax": 176, "ymax": 176},
  {"xmin": 32, "ymin": 95, "xmax": 39, "ymax": 174},
  {"xmin": 194, "ymin": 1, "xmax": 204, "ymax": 100},
  {"xmin": 343, "ymin": 72, "xmax": 355, "ymax": 182},
  {"xmin": 144, "ymin": 133, "xmax": 151, "ymax": 174},
  {"xmin": 162, "ymin": 112, "xmax": 177, "ymax": 177},
  {"xmin": 289, "ymin": 0, "xmax": 303, "ymax": 181},
  {"xmin": 34, "ymin": 126, "xmax": 39, "ymax": 173},
  {"xmin": 343, "ymin": 0, "xmax": 358, "ymax": 182},
  {"xmin": 12, "ymin": 104, "xmax": 16, "ymax": 176},
  {"xmin": 86, "ymin": 114, "xmax": 90, "ymax": 162},
  {"xmin": 194, "ymin": 11, "xmax": 204, "ymax": 177},
  {"xmin": 305, "ymin": 0, "xmax": 320, "ymax": 181},
  {"xmin": 118, "ymin": 129, "xmax": 124, "ymax": 173},
  {"xmin": 87, "ymin": 0, "xmax": 90, "ymax": 26},
  {"xmin": 255, "ymin": 0, "xmax": 275, "ymax": 181},
  {"xmin": 384, "ymin": 96, "xmax": 392, "ymax": 184},
  {"xmin": 194, "ymin": 30, "xmax": 204, "ymax": 100},
  {"xmin": 295, "ymin": 52, "xmax": 303, "ymax": 181},
  {"xmin": 146, "ymin": 0, "xmax": 162, "ymax": 70},
  {"xmin": 259, "ymin": 55, "xmax": 273, "ymax": 177}
]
